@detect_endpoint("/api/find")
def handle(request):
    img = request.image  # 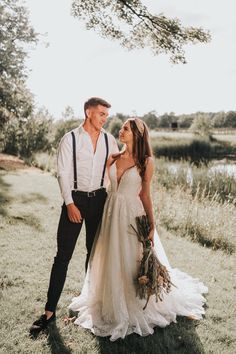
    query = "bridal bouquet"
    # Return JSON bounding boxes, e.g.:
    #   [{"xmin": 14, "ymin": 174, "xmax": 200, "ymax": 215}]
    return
[{"xmin": 130, "ymin": 215, "xmax": 175, "ymax": 310}]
